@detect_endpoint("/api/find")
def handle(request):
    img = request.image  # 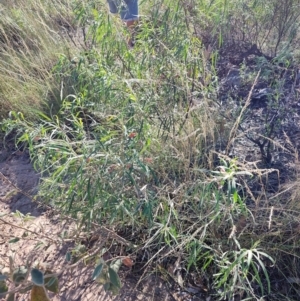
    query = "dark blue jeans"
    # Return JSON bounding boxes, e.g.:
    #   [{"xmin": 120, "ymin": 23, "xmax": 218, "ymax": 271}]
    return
[{"xmin": 107, "ymin": 0, "xmax": 139, "ymax": 21}]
